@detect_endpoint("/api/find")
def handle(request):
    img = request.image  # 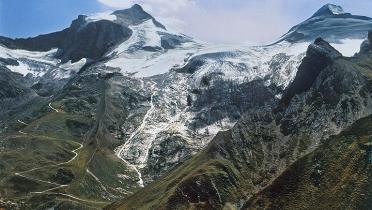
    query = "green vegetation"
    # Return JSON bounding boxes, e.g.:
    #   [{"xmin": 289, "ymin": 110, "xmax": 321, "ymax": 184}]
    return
[
  {"xmin": 22, "ymin": 112, "xmax": 91, "ymax": 142},
  {"xmin": 244, "ymin": 115, "xmax": 372, "ymax": 210},
  {"xmin": 106, "ymin": 131, "xmax": 251, "ymax": 210},
  {"xmin": 0, "ymin": 106, "xmax": 139, "ymax": 209},
  {"xmin": 0, "ymin": 132, "xmax": 79, "ymax": 205},
  {"xmin": 106, "ymin": 115, "xmax": 372, "ymax": 210}
]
